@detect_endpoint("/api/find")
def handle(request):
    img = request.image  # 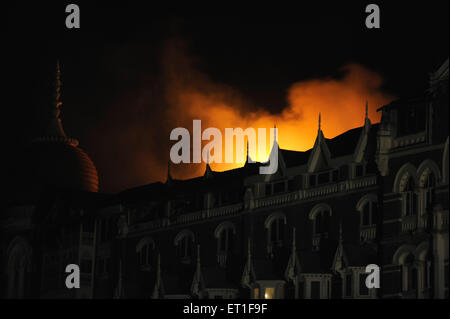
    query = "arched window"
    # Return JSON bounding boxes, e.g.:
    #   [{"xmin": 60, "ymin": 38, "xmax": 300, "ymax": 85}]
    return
[
  {"xmin": 265, "ymin": 212, "xmax": 287, "ymax": 246},
  {"xmin": 423, "ymin": 173, "xmax": 435, "ymax": 212},
  {"xmin": 404, "ymin": 178, "xmax": 418, "ymax": 216},
  {"xmin": 136, "ymin": 237, "xmax": 155, "ymax": 269},
  {"xmin": 309, "ymin": 204, "xmax": 332, "ymax": 235},
  {"xmin": 393, "ymin": 242, "xmax": 428, "ymax": 297},
  {"xmin": 357, "ymin": 194, "xmax": 378, "ymax": 227},
  {"xmin": 403, "ymin": 254, "xmax": 418, "ymax": 293},
  {"xmin": 361, "ymin": 201, "xmax": 378, "ymax": 226},
  {"xmin": 174, "ymin": 230, "xmax": 195, "ymax": 262},
  {"xmin": 417, "ymin": 160, "xmax": 441, "ymax": 216},
  {"xmin": 7, "ymin": 237, "xmax": 32, "ymax": 299},
  {"xmin": 215, "ymin": 222, "xmax": 236, "ymax": 254}
]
